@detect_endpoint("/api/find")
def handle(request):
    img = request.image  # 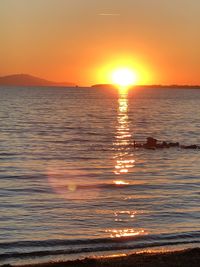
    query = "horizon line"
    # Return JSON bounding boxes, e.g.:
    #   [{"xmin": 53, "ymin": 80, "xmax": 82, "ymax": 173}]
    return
[{"xmin": 0, "ymin": 73, "xmax": 200, "ymax": 87}]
